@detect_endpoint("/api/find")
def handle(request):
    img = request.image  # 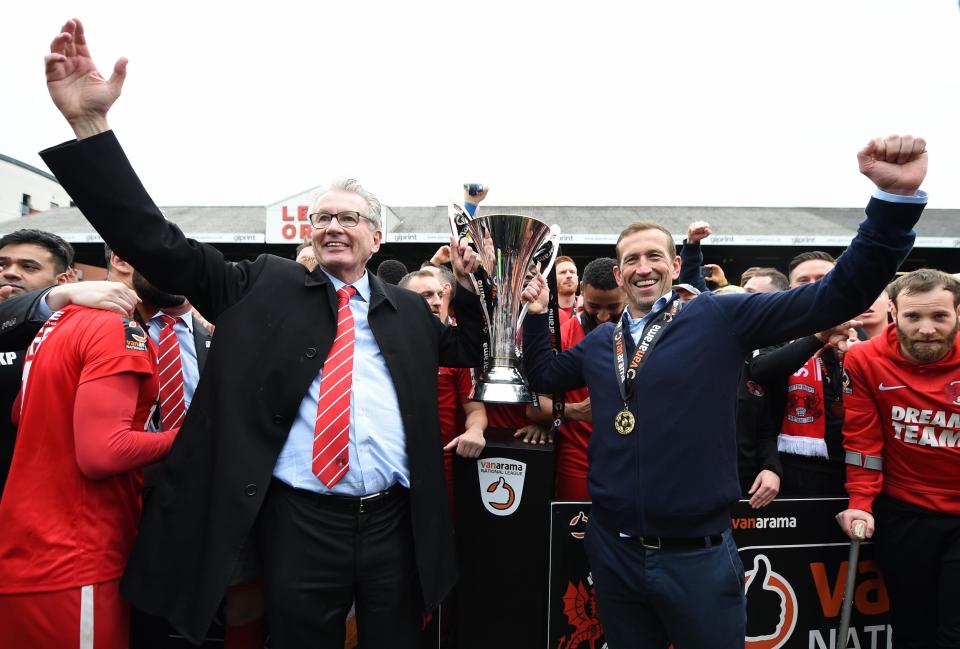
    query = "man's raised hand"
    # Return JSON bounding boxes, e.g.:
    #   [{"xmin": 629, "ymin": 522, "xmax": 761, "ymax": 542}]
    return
[
  {"xmin": 450, "ymin": 235, "xmax": 481, "ymax": 292},
  {"xmin": 858, "ymin": 135, "xmax": 927, "ymax": 196},
  {"xmin": 686, "ymin": 221, "xmax": 712, "ymax": 244},
  {"xmin": 46, "ymin": 19, "xmax": 127, "ymax": 139}
]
